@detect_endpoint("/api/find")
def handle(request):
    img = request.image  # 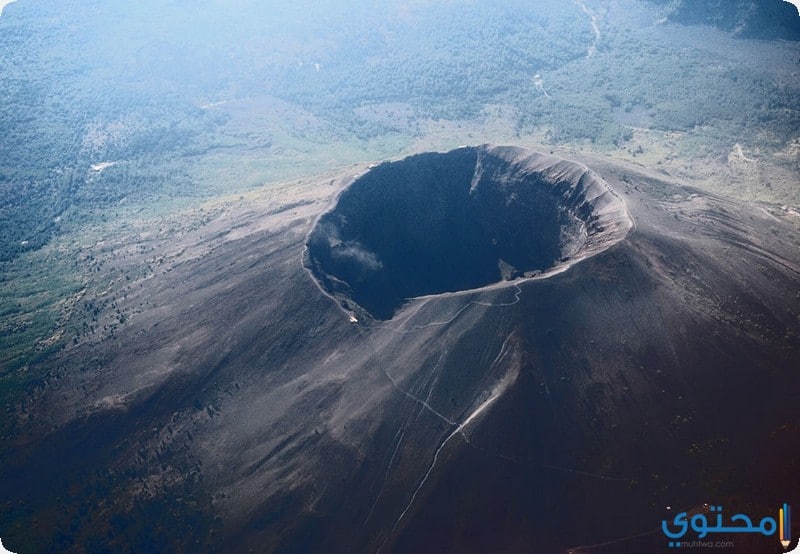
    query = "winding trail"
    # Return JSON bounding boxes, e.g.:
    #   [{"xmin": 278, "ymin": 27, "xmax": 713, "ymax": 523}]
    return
[
  {"xmin": 362, "ymin": 428, "xmax": 406, "ymax": 528},
  {"xmin": 379, "ymin": 283, "xmax": 523, "ymax": 335},
  {"xmin": 381, "ymin": 367, "xmax": 455, "ymax": 427},
  {"xmin": 373, "ymin": 327, "xmax": 633, "ymax": 553},
  {"xmin": 376, "ymin": 335, "xmax": 517, "ymax": 553},
  {"xmin": 575, "ymin": 0, "xmax": 601, "ymax": 58},
  {"xmin": 376, "ymin": 393, "xmax": 508, "ymax": 554}
]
